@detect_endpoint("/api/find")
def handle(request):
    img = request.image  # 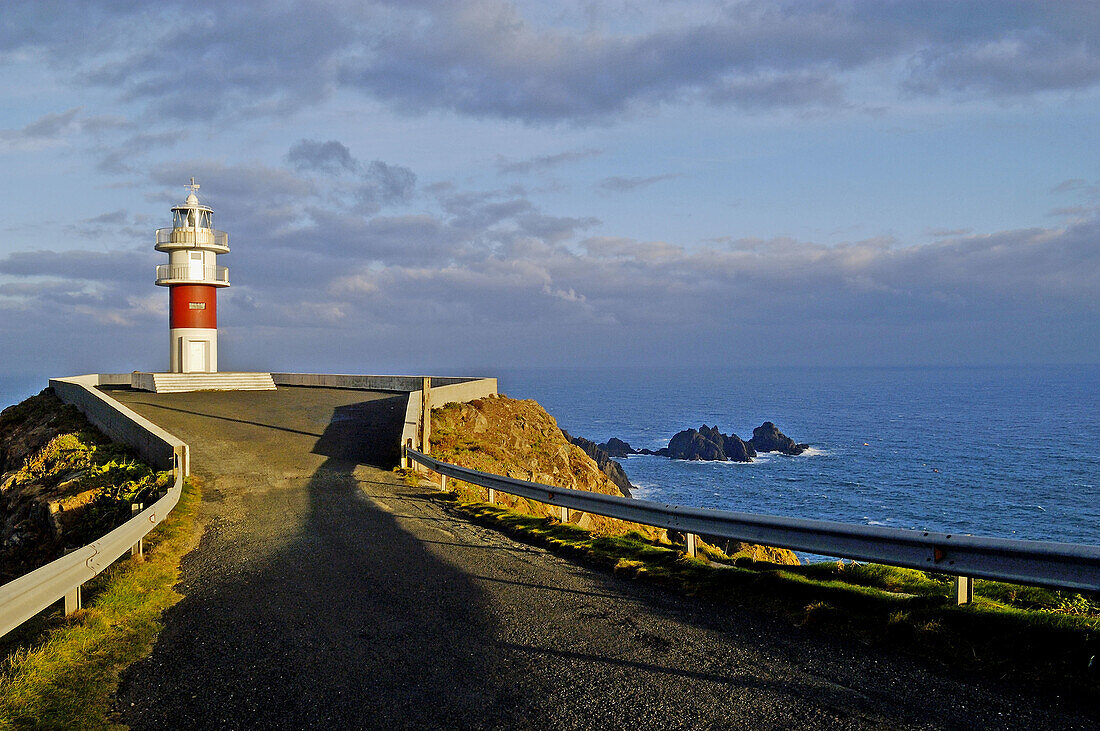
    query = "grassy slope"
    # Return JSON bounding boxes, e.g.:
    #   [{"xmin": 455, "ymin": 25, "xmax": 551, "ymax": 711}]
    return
[
  {"xmin": 0, "ymin": 478, "xmax": 200, "ymax": 730},
  {"xmin": 0, "ymin": 391, "xmax": 203, "ymax": 729}
]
